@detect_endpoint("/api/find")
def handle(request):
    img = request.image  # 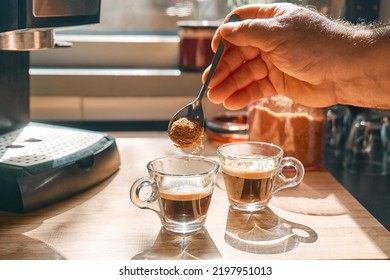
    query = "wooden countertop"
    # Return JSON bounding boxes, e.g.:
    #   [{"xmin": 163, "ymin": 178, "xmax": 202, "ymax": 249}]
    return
[{"xmin": 0, "ymin": 133, "xmax": 389, "ymax": 260}]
